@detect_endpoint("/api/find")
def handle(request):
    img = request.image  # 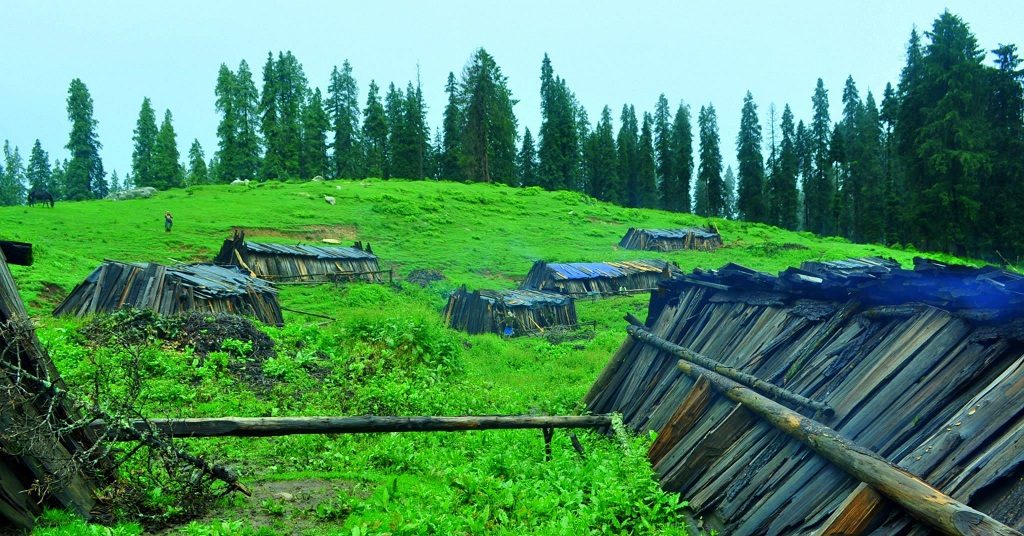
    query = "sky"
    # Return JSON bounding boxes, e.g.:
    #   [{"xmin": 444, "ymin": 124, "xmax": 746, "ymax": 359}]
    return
[{"xmin": 0, "ymin": 1, "xmax": 1020, "ymax": 180}]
